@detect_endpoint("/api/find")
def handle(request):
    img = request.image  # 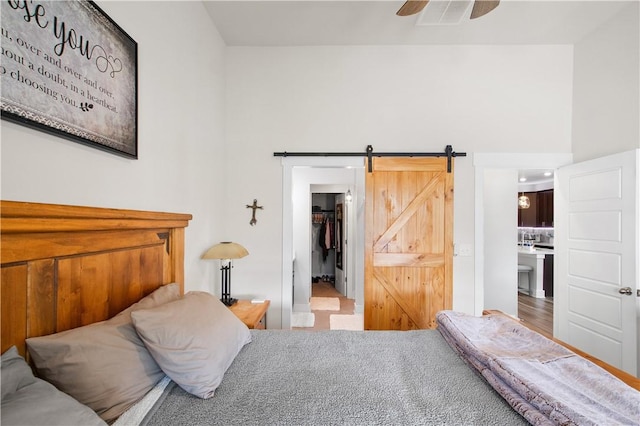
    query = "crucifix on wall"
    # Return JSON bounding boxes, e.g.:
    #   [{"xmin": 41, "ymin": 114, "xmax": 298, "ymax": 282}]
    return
[{"xmin": 246, "ymin": 199, "xmax": 263, "ymax": 226}]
